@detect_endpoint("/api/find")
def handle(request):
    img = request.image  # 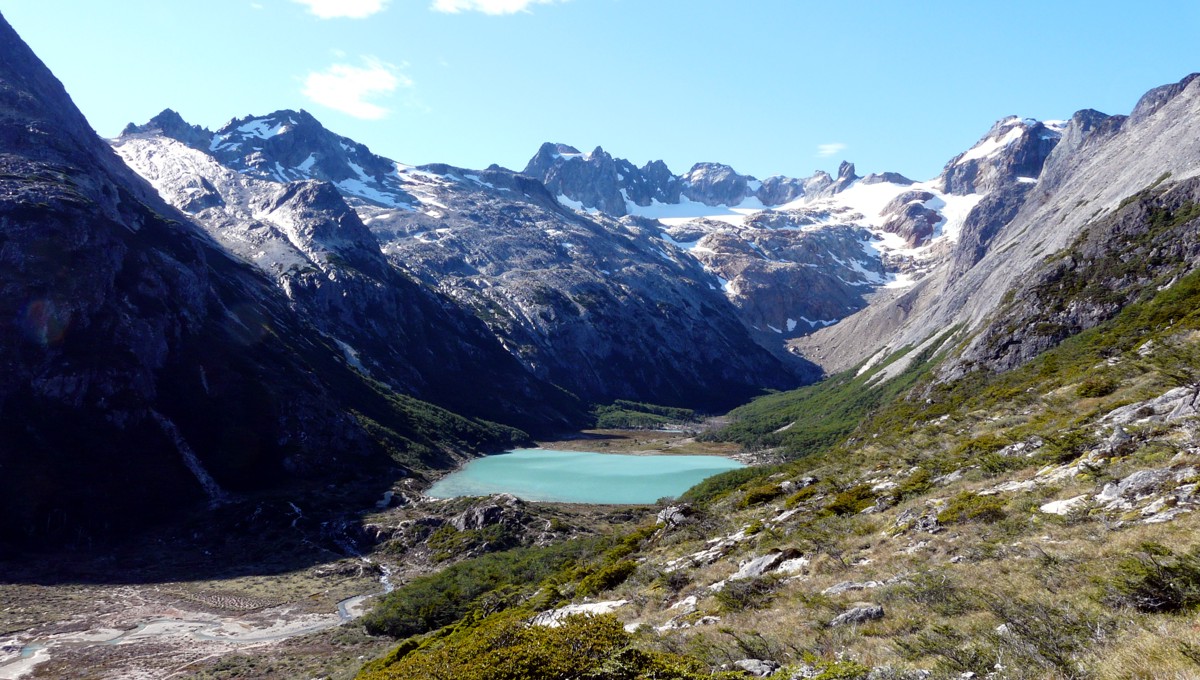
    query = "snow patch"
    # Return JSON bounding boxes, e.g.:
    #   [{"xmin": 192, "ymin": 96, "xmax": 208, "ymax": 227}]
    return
[
  {"xmin": 236, "ymin": 118, "xmax": 287, "ymax": 139},
  {"xmin": 957, "ymin": 125, "xmax": 1026, "ymax": 164}
]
